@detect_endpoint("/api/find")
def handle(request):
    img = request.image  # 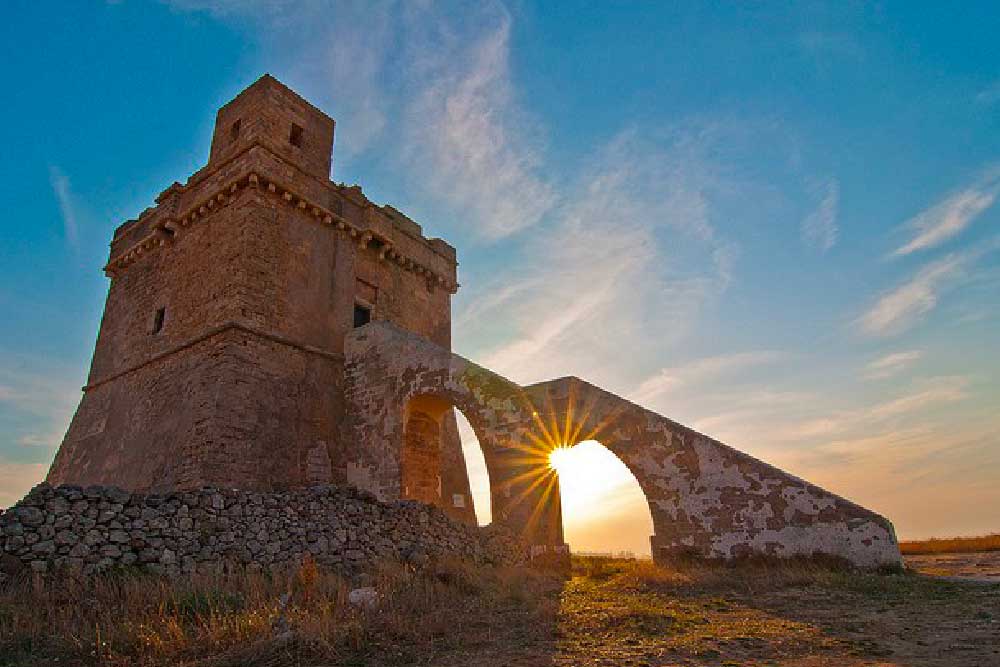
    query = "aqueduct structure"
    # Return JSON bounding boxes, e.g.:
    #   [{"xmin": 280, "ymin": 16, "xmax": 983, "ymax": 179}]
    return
[{"xmin": 344, "ymin": 322, "xmax": 901, "ymax": 567}]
